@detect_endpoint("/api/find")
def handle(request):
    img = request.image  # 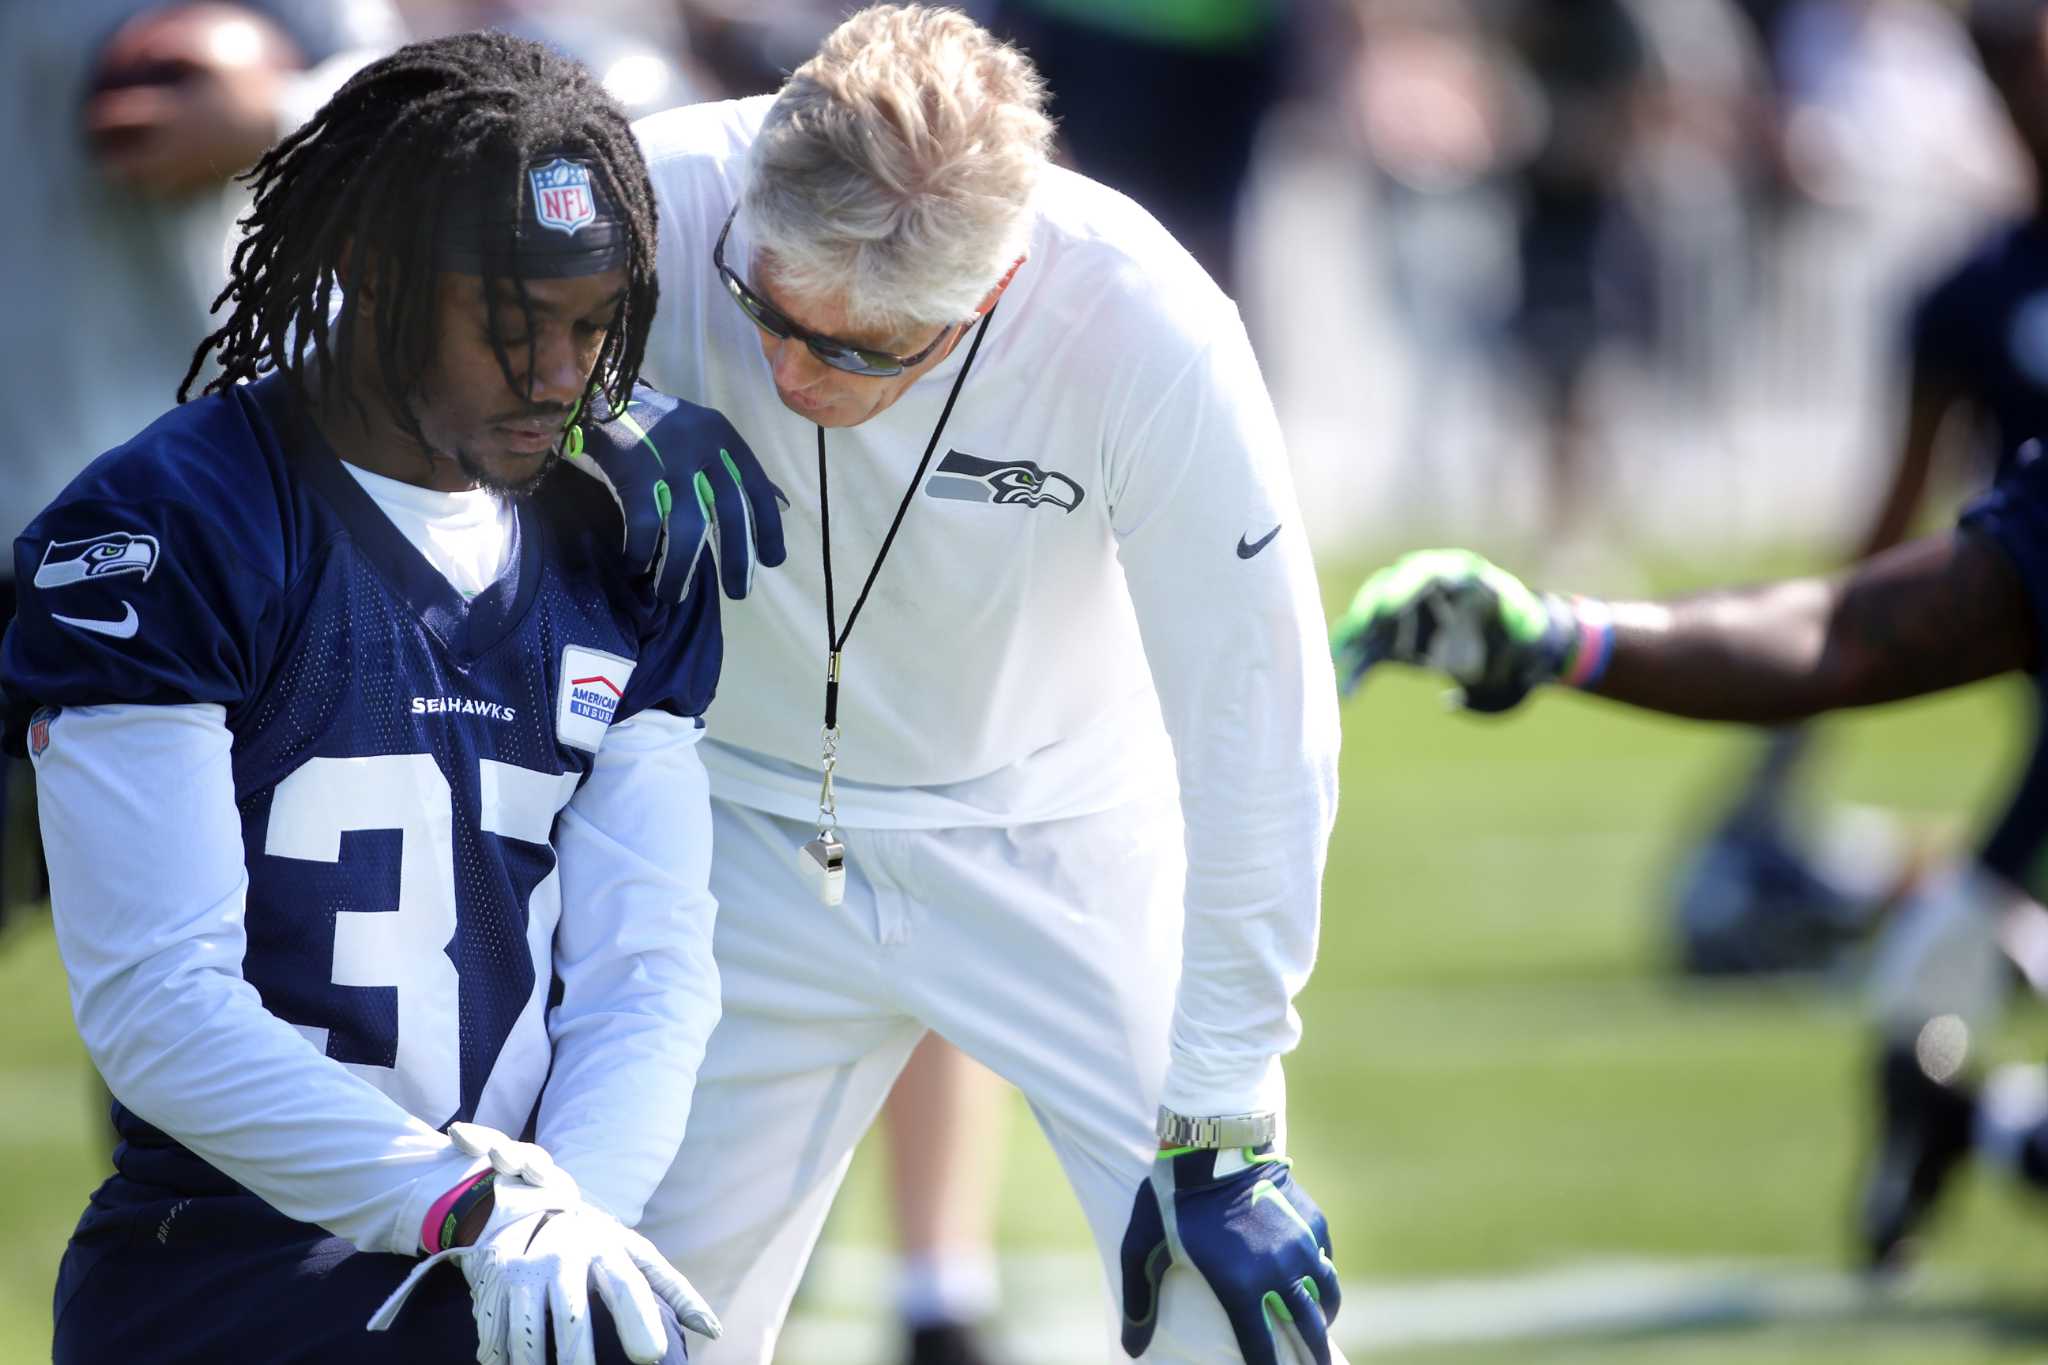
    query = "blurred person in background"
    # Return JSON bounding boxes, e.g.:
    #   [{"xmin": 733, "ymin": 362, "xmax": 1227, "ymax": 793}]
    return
[
  {"xmin": 1487, "ymin": 0, "xmax": 1659, "ymax": 560},
  {"xmin": 1690, "ymin": 0, "xmax": 2048, "ymax": 1271},
  {"xmin": 5, "ymin": 0, "xmax": 403, "ymax": 589},
  {"xmin": 1622, "ymin": 0, "xmax": 2048, "ymax": 1273},
  {"xmin": 0, "ymin": 0, "xmax": 403, "ymax": 918},
  {"xmin": 1327, "ymin": 477, "xmax": 2048, "ymax": 1285},
  {"xmin": 1662, "ymin": 0, "xmax": 2040, "ymax": 985},
  {"xmin": 981, "ymin": 0, "xmax": 1291, "ymax": 299},
  {"xmin": 393, "ymin": 0, "xmax": 706, "ymax": 116},
  {"xmin": 876, "ymin": 1035, "xmax": 1012, "ymax": 1365},
  {"xmin": 1340, "ymin": 0, "xmax": 1526, "ymax": 531},
  {"xmin": 1753, "ymin": 0, "xmax": 2024, "ymax": 406},
  {"xmin": 1341, "ymin": 0, "xmax": 1766, "ymax": 566},
  {"xmin": 670, "ymin": 0, "xmax": 866, "ymax": 102},
  {"xmin": 1330, "ymin": 0, "xmax": 2048, "ymax": 1241}
]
